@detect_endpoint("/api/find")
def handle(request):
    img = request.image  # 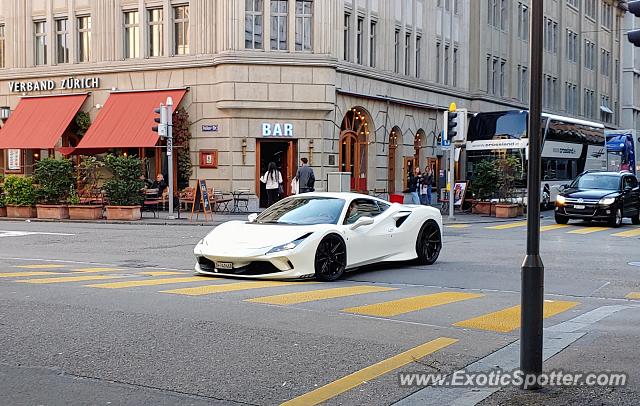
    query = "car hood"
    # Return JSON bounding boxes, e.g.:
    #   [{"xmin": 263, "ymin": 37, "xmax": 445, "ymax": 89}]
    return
[
  {"xmin": 202, "ymin": 221, "xmax": 328, "ymax": 250},
  {"xmin": 562, "ymin": 188, "xmax": 619, "ymax": 200}
]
